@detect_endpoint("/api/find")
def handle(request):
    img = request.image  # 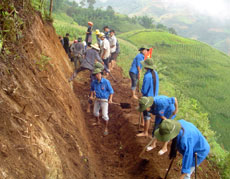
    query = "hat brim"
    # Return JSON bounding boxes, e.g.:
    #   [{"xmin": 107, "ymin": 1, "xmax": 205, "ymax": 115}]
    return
[
  {"xmin": 91, "ymin": 45, "xmax": 100, "ymax": 51},
  {"xmin": 141, "ymin": 61, "xmax": 154, "ymax": 70},
  {"xmin": 155, "ymin": 120, "xmax": 181, "ymax": 142},
  {"xmin": 138, "ymin": 97, "xmax": 154, "ymax": 112}
]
